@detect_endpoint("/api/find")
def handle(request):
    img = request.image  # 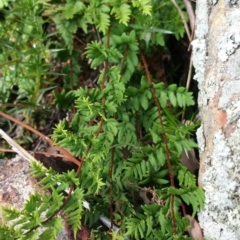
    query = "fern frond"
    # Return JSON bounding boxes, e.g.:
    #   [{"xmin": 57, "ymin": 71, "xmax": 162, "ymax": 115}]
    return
[
  {"xmin": 111, "ymin": 2, "xmax": 131, "ymax": 25},
  {"xmin": 132, "ymin": 0, "xmax": 152, "ymax": 15},
  {"xmin": 0, "ymin": 206, "xmax": 21, "ymax": 222},
  {"xmin": 125, "ymin": 211, "xmax": 153, "ymax": 240},
  {"xmin": 55, "ymin": 18, "xmax": 78, "ymax": 51},
  {"xmin": 62, "ymin": 0, "xmax": 85, "ymax": 19},
  {"xmin": 0, "ymin": 224, "xmax": 22, "ymax": 240},
  {"xmin": 64, "ymin": 188, "xmax": 84, "ymax": 239}
]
